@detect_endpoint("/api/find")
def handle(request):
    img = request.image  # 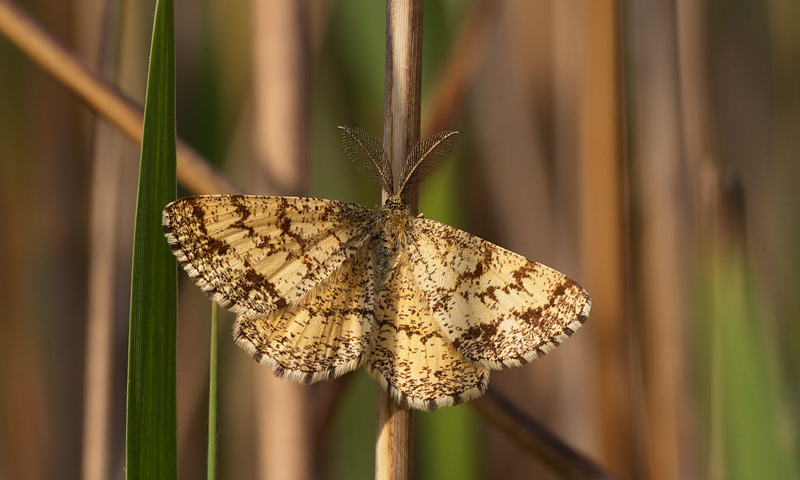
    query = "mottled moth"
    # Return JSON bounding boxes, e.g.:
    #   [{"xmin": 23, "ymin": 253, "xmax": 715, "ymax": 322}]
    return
[{"xmin": 163, "ymin": 126, "xmax": 590, "ymax": 410}]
